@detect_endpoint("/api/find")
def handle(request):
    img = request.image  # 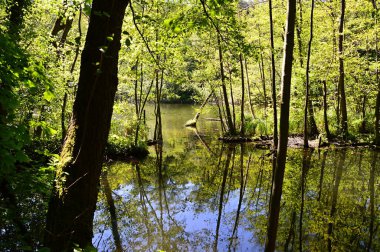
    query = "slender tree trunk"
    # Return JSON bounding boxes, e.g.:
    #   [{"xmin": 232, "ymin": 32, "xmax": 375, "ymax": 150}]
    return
[
  {"xmin": 61, "ymin": 92, "xmax": 68, "ymax": 142},
  {"xmin": 265, "ymin": 0, "xmax": 297, "ymax": 251},
  {"xmin": 323, "ymin": 80, "xmax": 332, "ymax": 140},
  {"xmin": 240, "ymin": 54, "xmax": 245, "ymax": 136},
  {"xmin": 338, "ymin": 0, "xmax": 348, "ymax": 139},
  {"xmin": 44, "ymin": 0, "xmax": 129, "ymax": 250},
  {"xmin": 374, "ymin": 5, "xmax": 380, "ymax": 145},
  {"xmin": 217, "ymin": 35, "xmax": 235, "ymax": 135},
  {"xmin": 269, "ymin": 0, "xmax": 278, "ymax": 148},
  {"xmin": 228, "ymin": 68, "xmax": 236, "ymax": 129},
  {"xmin": 303, "ymin": 0, "xmax": 315, "ymax": 147},
  {"xmin": 296, "ymin": 0, "xmax": 303, "ymax": 68},
  {"xmin": 245, "ymin": 60, "xmax": 256, "ymax": 119},
  {"xmin": 62, "ymin": 8, "xmax": 82, "ymax": 143}
]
